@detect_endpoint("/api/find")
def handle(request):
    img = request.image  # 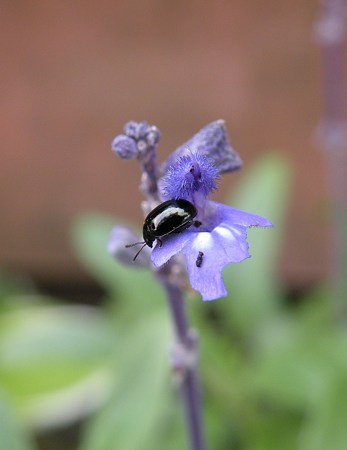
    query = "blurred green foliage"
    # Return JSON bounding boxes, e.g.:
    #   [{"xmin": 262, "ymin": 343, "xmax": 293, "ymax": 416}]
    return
[{"xmin": 1, "ymin": 154, "xmax": 347, "ymax": 450}]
